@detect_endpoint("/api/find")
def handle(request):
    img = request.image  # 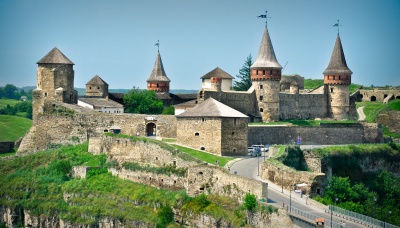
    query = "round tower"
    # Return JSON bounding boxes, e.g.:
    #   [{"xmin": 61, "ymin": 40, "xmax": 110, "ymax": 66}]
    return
[
  {"xmin": 251, "ymin": 25, "xmax": 282, "ymax": 122},
  {"xmin": 210, "ymin": 77, "xmax": 222, "ymax": 92},
  {"xmin": 147, "ymin": 51, "xmax": 170, "ymax": 94},
  {"xmin": 323, "ymin": 34, "xmax": 352, "ymax": 119},
  {"xmin": 33, "ymin": 47, "xmax": 76, "ymax": 120}
]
